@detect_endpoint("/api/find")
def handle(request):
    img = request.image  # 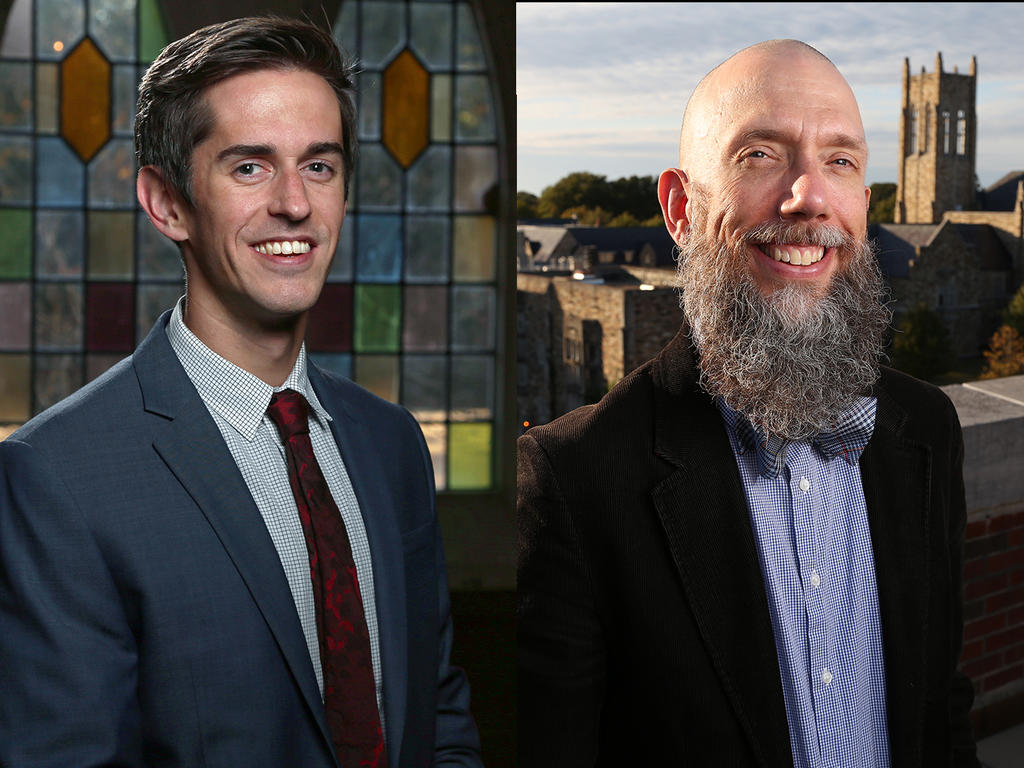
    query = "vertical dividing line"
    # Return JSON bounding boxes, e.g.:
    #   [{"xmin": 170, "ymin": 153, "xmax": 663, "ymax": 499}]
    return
[
  {"xmin": 28, "ymin": 0, "xmax": 39, "ymax": 417},
  {"xmin": 352, "ymin": 0, "xmax": 362, "ymax": 387},
  {"xmin": 444, "ymin": 0, "xmax": 457, "ymax": 490}
]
